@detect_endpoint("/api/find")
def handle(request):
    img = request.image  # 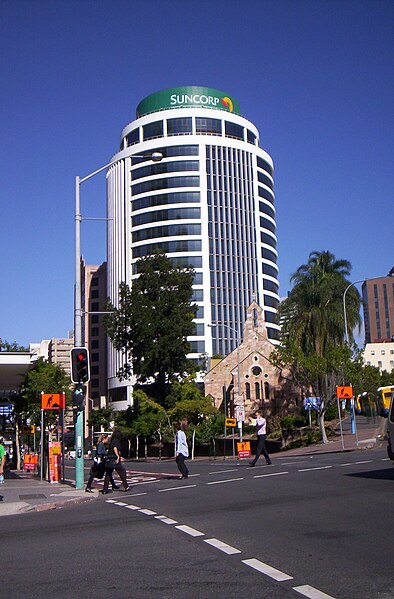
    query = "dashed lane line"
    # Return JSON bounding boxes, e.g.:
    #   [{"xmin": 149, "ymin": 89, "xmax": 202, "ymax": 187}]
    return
[
  {"xmin": 106, "ymin": 499, "xmax": 336, "ymax": 597},
  {"xmin": 242, "ymin": 558, "xmax": 293, "ymax": 582},
  {"xmin": 204, "ymin": 538, "xmax": 241, "ymax": 555},
  {"xmin": 340, "ymin": 460, "xmax": 372, "ymax": 466},
  {"xmin": 175, "ymin": 524, "xmax": 205, "ymax": 537},
  {"xmin": 208, "ymin": 468, "xmax": 239, "ymax": 474},
  {"xmin": 254, "ymin": 471, "xmax": 289, "ymax": 479},
  {"xmin": 155, "ymin": 515, "xmax": 178, "ymax": 524},
  {"xmin": 298, "ymin": 466, "xmax": 333, "ymax": 472},
  {"xmin": 207, "ymin": 477, "xmax": 244, "ymax": 485},
  {"xmin": 159, "ymin": 485, "xmax": 197, "ymax": 492},
  {"xmin": 293, "ymin": 584, "xmax": 336, "ymax": 599}
]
